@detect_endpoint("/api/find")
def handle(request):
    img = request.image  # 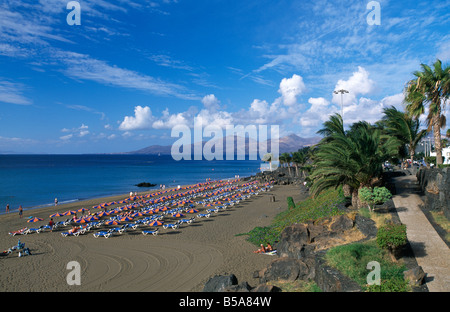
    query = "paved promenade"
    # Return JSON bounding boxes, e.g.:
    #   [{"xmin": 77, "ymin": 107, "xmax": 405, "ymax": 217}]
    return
[{"xmin": 392, "ymin": 172, "xmax": 450, "ymax": 292}]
